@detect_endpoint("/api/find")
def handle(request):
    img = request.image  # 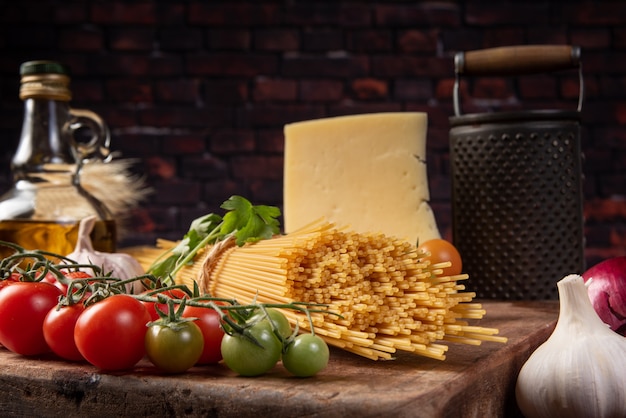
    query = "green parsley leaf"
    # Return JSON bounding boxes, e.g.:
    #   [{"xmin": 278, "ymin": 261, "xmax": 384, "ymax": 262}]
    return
[{"xmin": 146, "ymin": 196, "xmax": 281, "ymax": 283}]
